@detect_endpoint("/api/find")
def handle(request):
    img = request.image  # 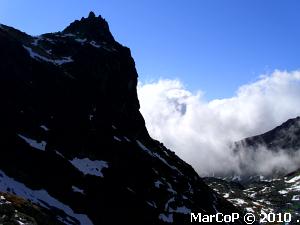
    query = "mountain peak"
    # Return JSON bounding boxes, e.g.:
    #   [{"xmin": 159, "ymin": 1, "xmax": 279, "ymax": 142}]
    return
[
  {"xmin": 63, "ymin": 12, "xmax": 114, "ymax": 42},
  {"xmin": 88, "ymin": 11, "xmax": 96, "ymax": 18},
  {"xmin": 0, "ymin": 14, "xmax": 247, "ymax": 225}
]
